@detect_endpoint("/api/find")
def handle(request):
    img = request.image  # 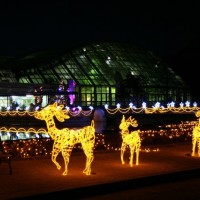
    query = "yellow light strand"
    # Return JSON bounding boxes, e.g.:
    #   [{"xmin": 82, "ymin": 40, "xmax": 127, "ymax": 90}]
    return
[{"xmin": 0, "ymin": 126, "xmax": 48, "ymax": 134}]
